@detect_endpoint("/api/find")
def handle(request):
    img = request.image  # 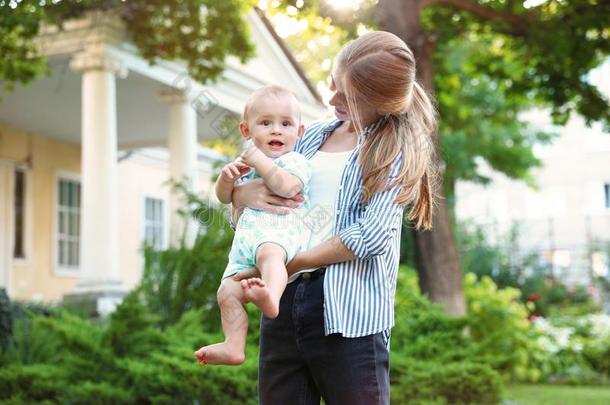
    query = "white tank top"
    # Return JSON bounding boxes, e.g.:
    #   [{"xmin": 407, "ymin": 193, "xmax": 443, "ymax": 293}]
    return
[{"xmin": 288, "ymin": 148, "xmax": 354, "ymax": 283}]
